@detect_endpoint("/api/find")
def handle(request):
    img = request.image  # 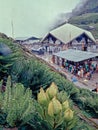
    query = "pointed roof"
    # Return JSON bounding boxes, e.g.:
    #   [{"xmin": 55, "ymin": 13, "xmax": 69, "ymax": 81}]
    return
[{"xmin": 41, "ymin": 23, "xmax": 96, "ymax": 44}]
